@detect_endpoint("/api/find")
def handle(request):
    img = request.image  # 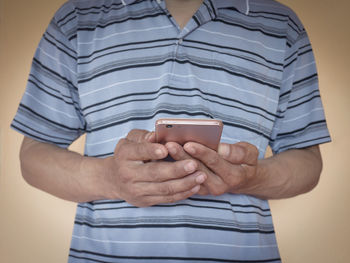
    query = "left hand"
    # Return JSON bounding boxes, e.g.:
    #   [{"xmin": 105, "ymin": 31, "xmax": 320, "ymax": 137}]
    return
[{"xmin": 166, "ymin": 141, "xmax": 259, "ymax": 196}]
